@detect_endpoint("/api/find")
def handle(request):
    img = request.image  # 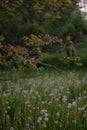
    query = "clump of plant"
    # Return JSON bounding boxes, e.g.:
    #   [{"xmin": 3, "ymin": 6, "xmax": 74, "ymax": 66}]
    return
[
  {"xmin": 60, "ymin": 56, "xmax": 83, "ymax": 68},
  {"xmin": 0, "ymin": 43, "xmax": 37, "ymax": 71}
]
